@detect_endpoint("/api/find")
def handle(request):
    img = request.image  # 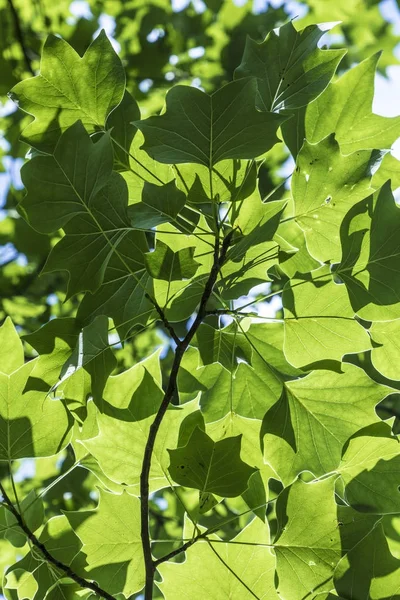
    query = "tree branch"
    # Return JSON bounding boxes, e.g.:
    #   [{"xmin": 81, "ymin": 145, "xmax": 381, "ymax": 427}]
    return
[
  {"xmin": 6, "ymin": 0, "xmax": 35, "ymax": 76},
  {"xmin": 153, "ymin": 531, "xmax": 207, "ymax": 567},
  {"xmin": 145, "ymin": 292, "xmax": 181, "ymax": 345},
  {"xmin": 139, "ymin": 229, "xmax": 234, "ymax": 599},
  {"xmin": 0, "ymin": 481, "xmax": 116, "ymax": 600}
]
